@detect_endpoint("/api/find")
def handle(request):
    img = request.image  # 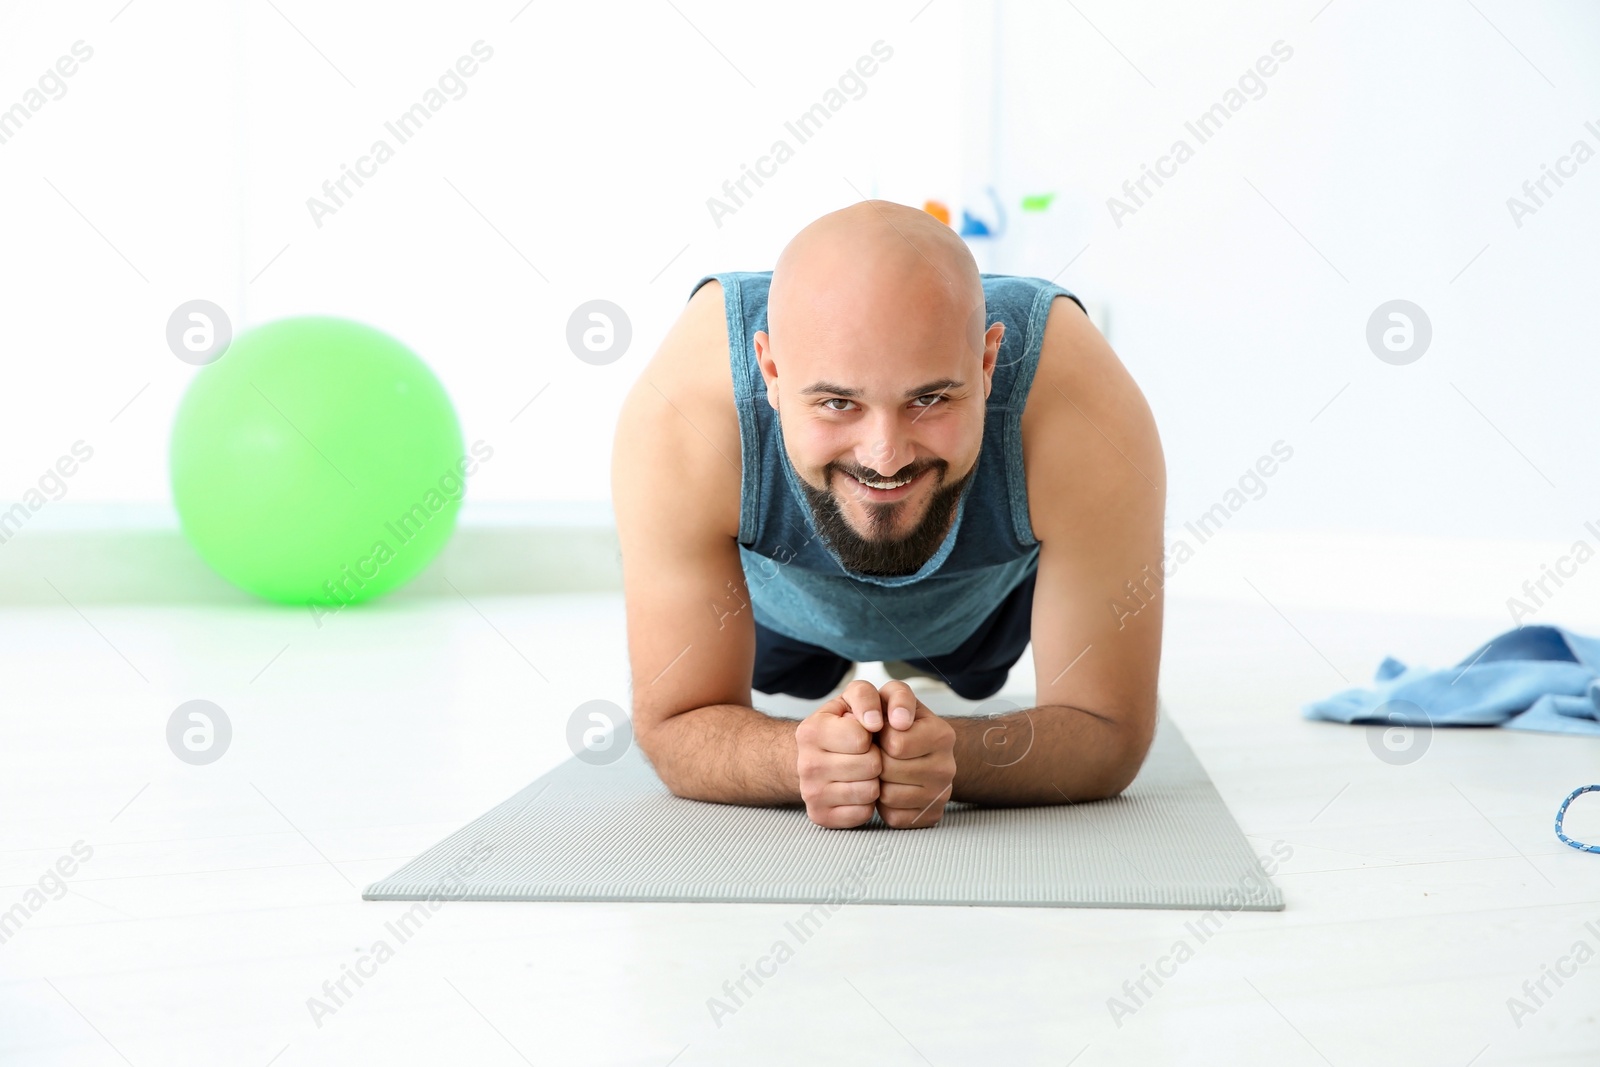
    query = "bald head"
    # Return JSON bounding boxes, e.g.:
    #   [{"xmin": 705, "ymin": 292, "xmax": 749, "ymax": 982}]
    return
[{"xmin": 768, "ymin": 199, "xmax": 986, "ymax": 359}]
